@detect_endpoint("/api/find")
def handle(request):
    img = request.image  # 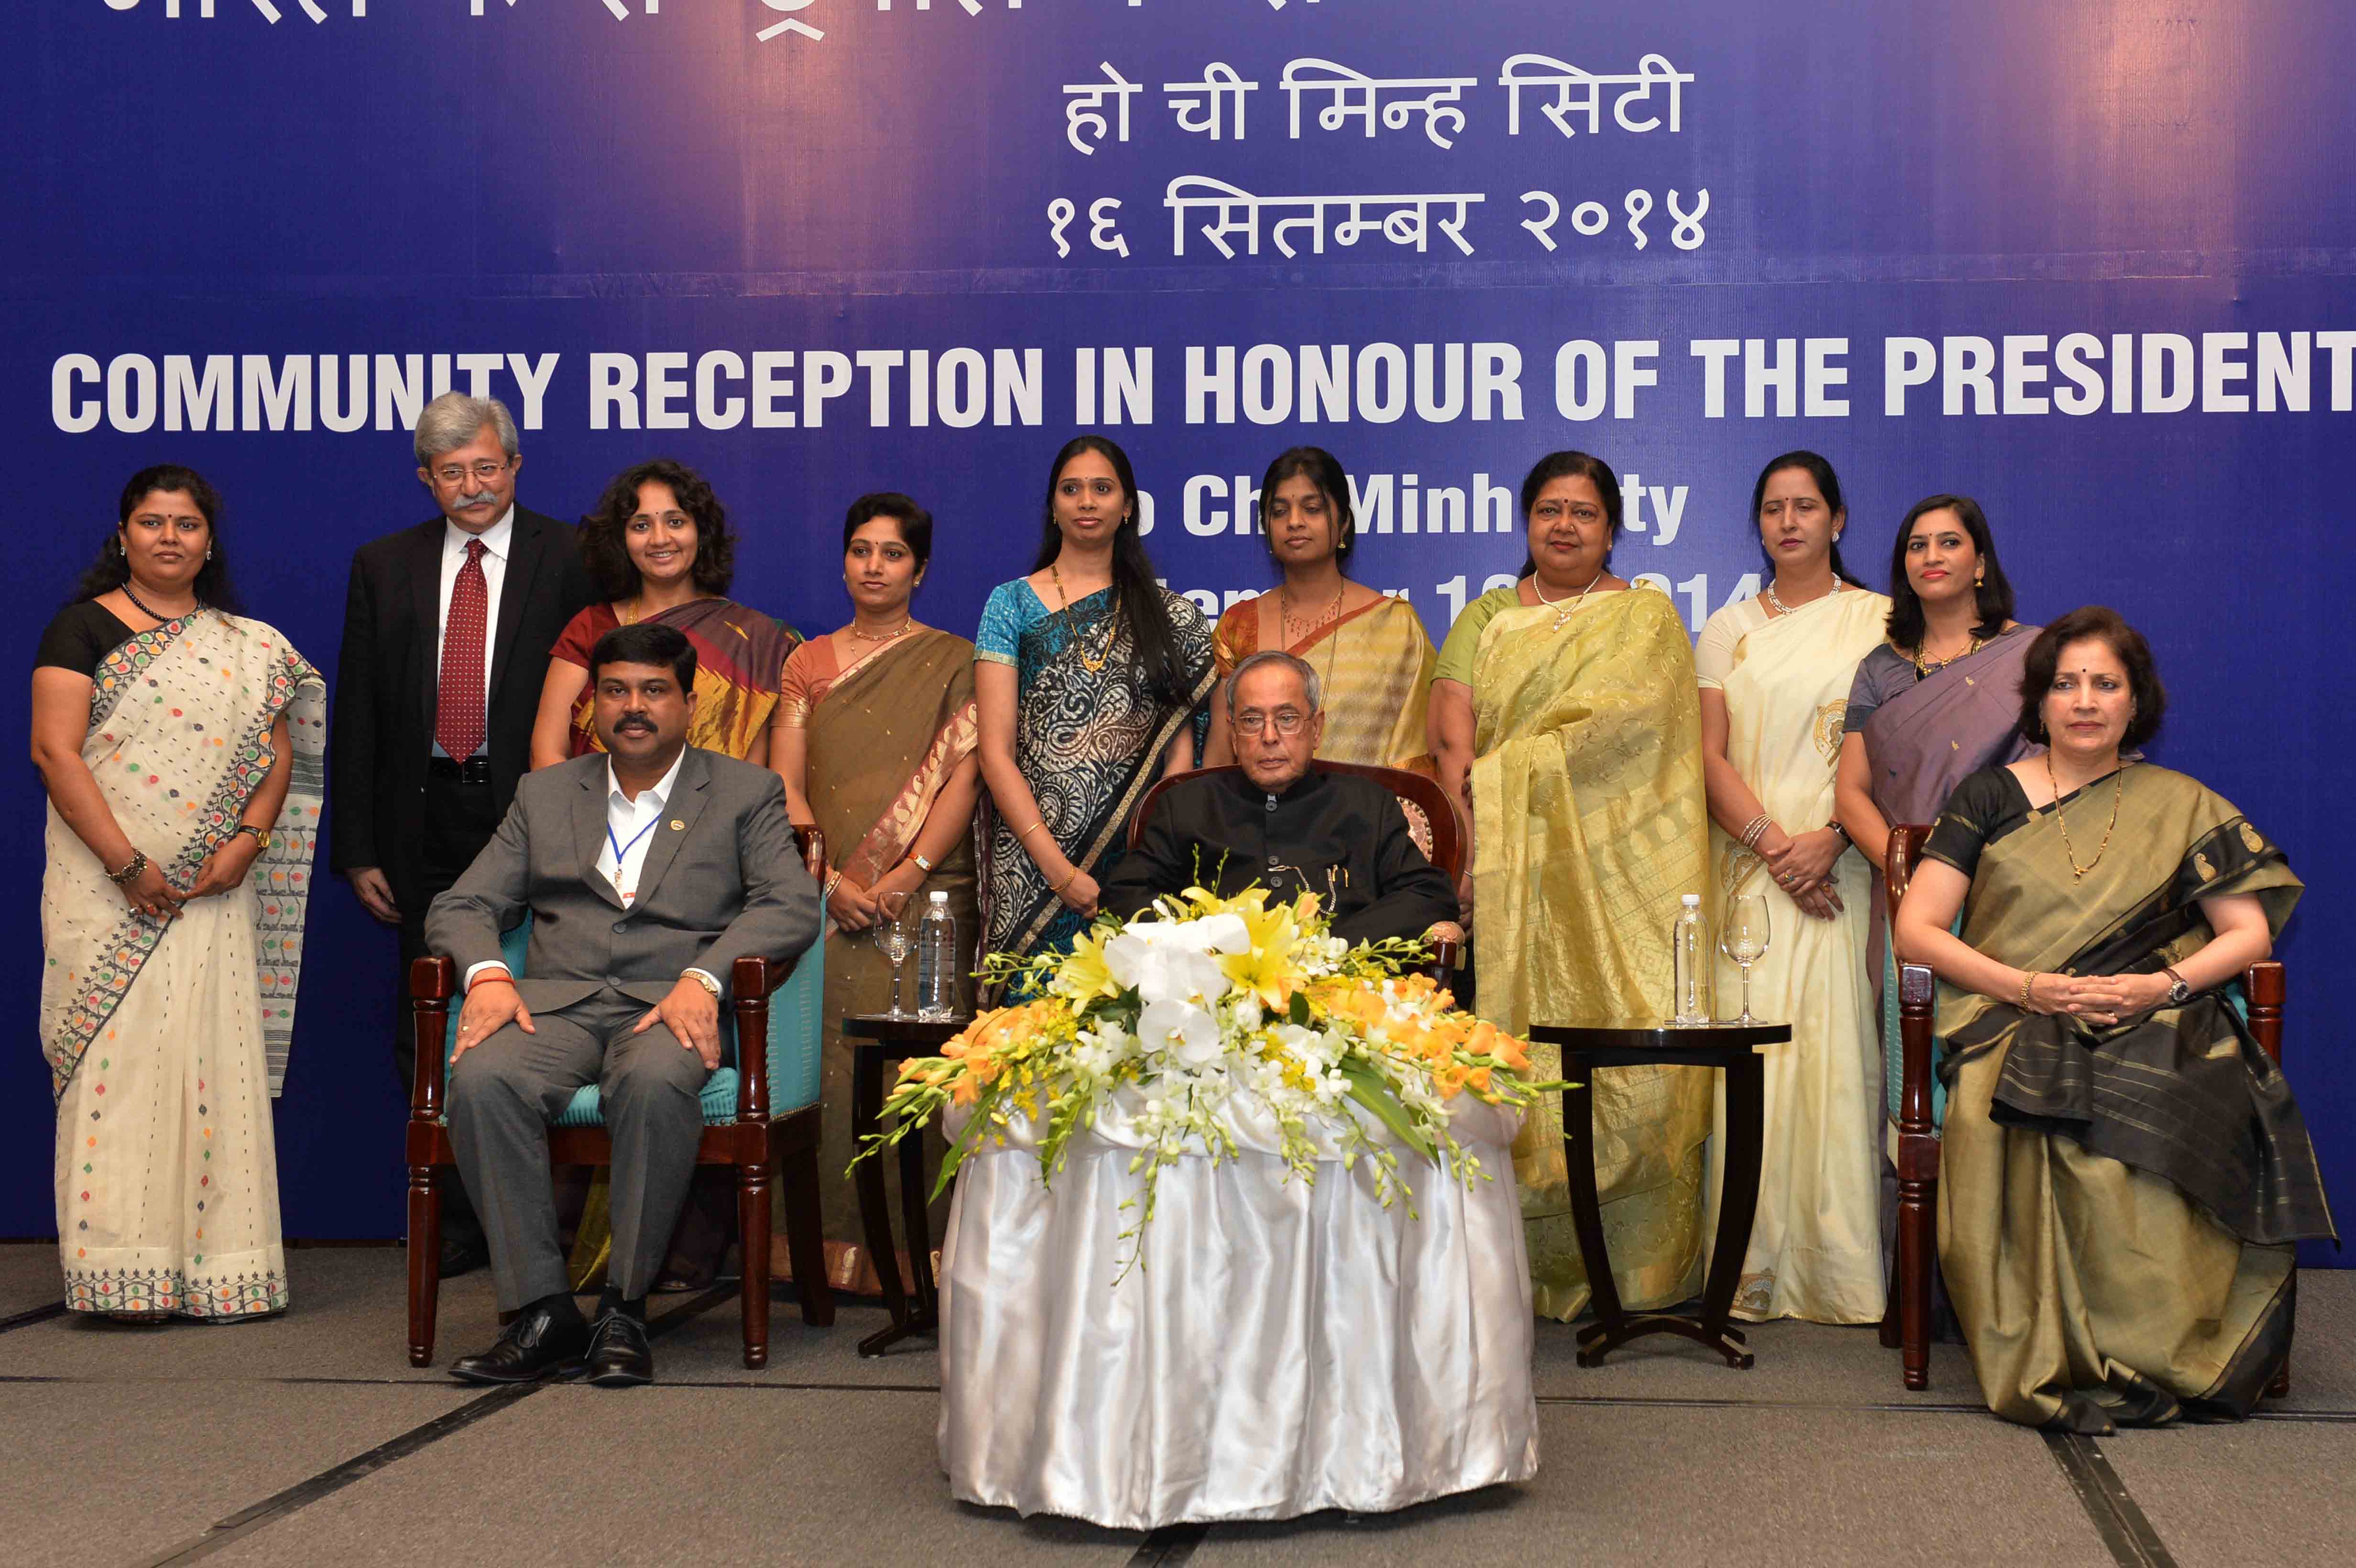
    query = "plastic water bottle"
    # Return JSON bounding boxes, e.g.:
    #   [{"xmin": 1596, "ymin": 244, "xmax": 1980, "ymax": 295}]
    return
[
  {"xmin": 916, "ymin": 891, "xmax": 958, "ymax": 1021},
  {"xmin": 1670, "ymin": 893, "xmax": 1707, "ymax": 1026}
]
